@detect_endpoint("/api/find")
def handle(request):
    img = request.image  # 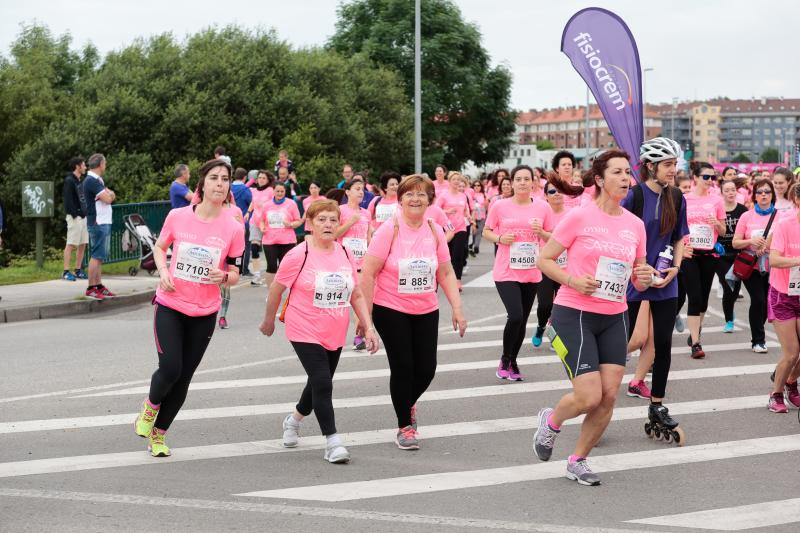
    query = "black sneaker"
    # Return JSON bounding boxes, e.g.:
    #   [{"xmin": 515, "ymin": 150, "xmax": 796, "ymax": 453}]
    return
[{"xmin": 690, "ymin": 343, "xmax": 705, "ymax": 359}]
